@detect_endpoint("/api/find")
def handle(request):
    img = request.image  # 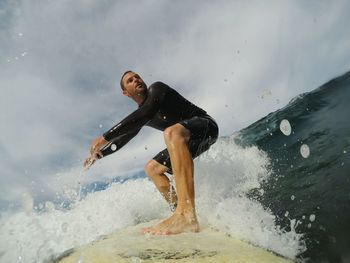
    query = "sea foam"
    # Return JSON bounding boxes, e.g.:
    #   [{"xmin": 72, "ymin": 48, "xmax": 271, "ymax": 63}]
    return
[{"xmin": 0, "ymin": 137, "xmax": 305, "ymax": 263}]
